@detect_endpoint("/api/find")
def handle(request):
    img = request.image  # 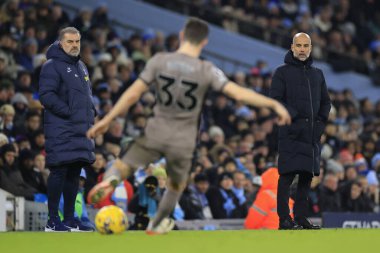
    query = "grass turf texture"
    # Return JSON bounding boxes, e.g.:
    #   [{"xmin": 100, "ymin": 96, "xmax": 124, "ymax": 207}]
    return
[{"xmin": 0, "ymin": 229, "xmax": 379, "ymax": 253}]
